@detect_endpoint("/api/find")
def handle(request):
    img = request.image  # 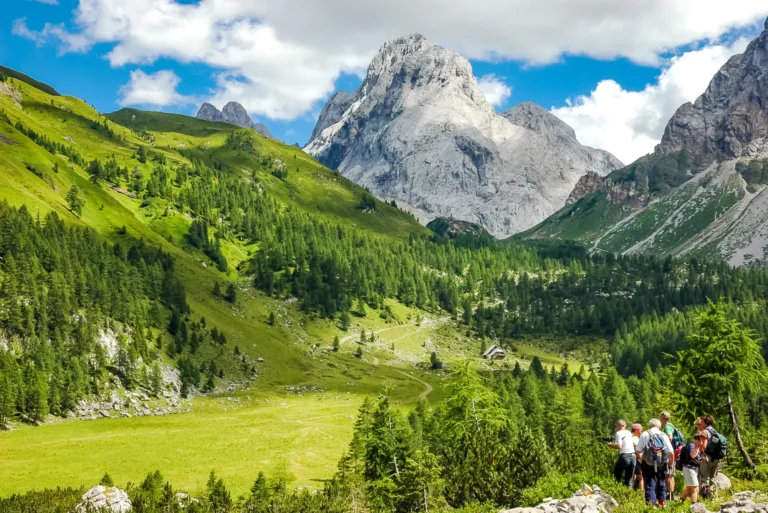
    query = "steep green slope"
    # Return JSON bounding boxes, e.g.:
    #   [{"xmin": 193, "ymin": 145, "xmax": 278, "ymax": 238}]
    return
[
  {"xmin": 522, "ymin": 154, "xmax": 755, "ymax": 260},
  {"xmin": 0, "ymin": 75, "xmax": 436, "ymax": 395},
  {"xmin": 107, "ymin": 108, "xmax": 426, "ymax": 239},
  {"xmin": 0, "ymin": 65, "xmax": 59, "ymax": 96}
]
